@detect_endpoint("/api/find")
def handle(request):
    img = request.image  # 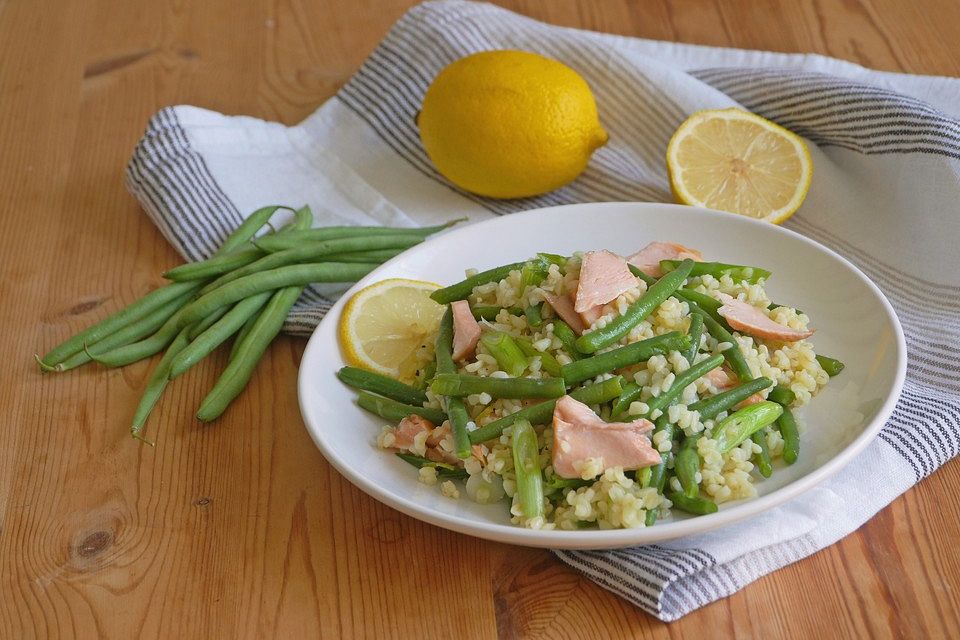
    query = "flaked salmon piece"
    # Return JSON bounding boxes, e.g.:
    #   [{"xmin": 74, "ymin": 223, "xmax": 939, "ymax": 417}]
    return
[
  {"xmin": 424, "ymin": 445, "xmax": 459, "ymax": 465},
  {"xmin": 574, "ymin": 250, "xmax": 638, "ymax": 313},
  {"xmin": 543, "ymin": 292, "xmax": 586, "ymax": 334},
  {"xmin": 705, "ymin": 365, "xmax": 738, "ymax": 391},
  {"xmin": 566, "ymin": 286, "xmax": 604, "ymax": 328},
  {"xmin": 626, "ymin": 242, "xmax": 703, "ymax": 278},
  {"xmin": 551, "ymin": 395, "xmax": 660, "ymax": 479},
  {"xmin": 471, "ymin": 445, "xmax": 486, "ymax": 464},
  {"xmin": 716, "ymin": 293, "xmax": 814, "ymax": 342},
  {"xmin": 426, "ymin": 423, "xmax": 451, "ymax": 448},
  {"xmin": 451, "ymin": 300, "xmax": 481, "ymax": 361},
  {"xmin": 736, "ymin": 392, "xmax": 766, "ymax": 410},
  {"xmin": 392, "ymin": 415, "xmax": 435, "ymax": 450}
]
